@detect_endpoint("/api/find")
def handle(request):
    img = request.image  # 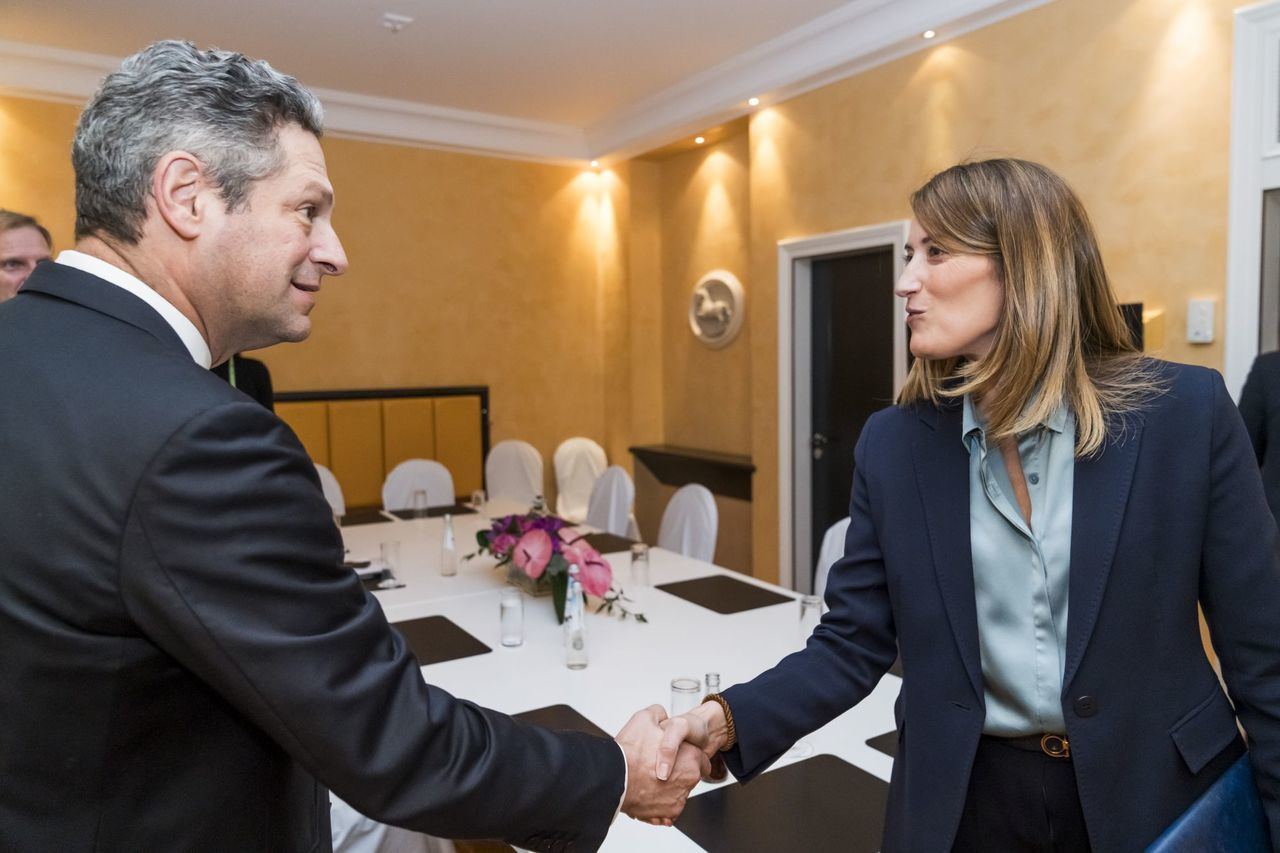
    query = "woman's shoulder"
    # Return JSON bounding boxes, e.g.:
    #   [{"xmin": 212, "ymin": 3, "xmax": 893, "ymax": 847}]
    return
[{"xmin": 1126, "ymin": 357, "xmax": 1226, "ymax": 414}]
